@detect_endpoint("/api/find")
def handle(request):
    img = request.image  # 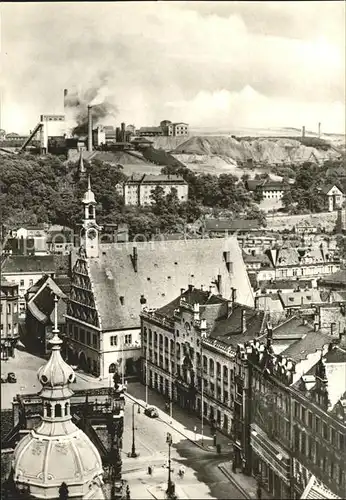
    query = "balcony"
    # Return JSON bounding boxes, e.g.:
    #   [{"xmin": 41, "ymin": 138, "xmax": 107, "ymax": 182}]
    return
[{"xmin": 141, "ymin": 310, "xmax": 175, "ymax": 330}]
